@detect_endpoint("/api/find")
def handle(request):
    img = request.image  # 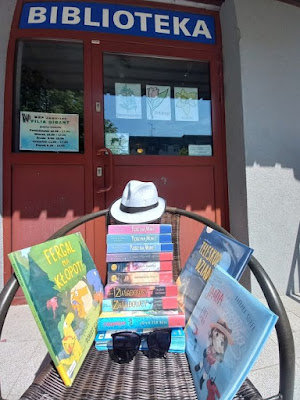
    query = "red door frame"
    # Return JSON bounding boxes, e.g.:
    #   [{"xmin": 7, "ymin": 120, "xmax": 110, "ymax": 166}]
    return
[{"xmin": 3, "ymin": 0, "xmax": 228, "ymax": 299}]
